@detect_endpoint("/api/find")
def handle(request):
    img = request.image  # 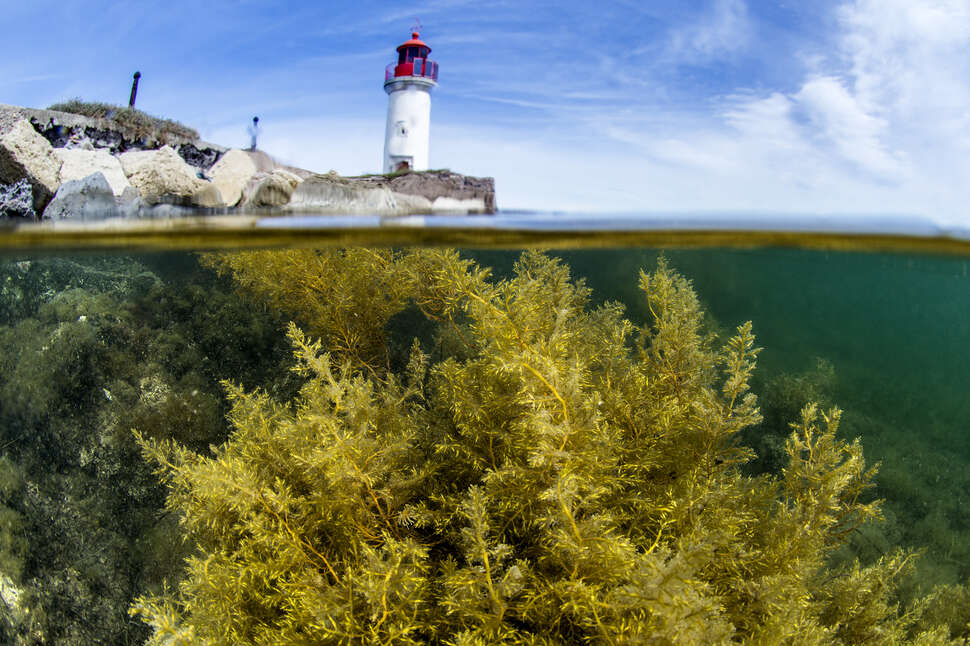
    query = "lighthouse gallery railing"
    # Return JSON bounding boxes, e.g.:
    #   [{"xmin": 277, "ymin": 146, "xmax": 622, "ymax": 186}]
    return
[{"xmin": 385, "ymin": 58, "xmax": 439, "ymax": 82}]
